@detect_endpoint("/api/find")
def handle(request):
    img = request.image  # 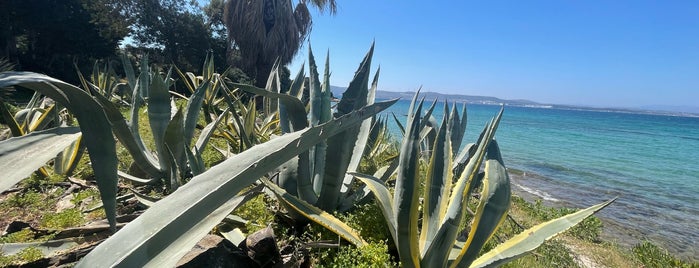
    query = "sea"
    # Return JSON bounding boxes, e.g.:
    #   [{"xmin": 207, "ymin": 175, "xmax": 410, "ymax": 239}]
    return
[{"xmin": 379, "ymin": 99, "xmax": 699, "ymax": 260}]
